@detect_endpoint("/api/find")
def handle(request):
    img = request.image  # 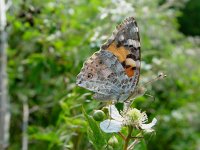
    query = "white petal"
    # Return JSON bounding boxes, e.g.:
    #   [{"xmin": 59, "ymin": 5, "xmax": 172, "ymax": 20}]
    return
[
  {"xmin": 100, "ymin": 119, "xmax": 122, "ymax": 133},
  {"xmin": 108, "ymin": 105, "xmax": 123, "ymax": 121},
  {"xmin": 140, "ymin": 118, "xmax": 157, "ymax": 130},
  {"xmin": 143, "ymin": 128, "xmax": 154, "ymax": 133}
]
